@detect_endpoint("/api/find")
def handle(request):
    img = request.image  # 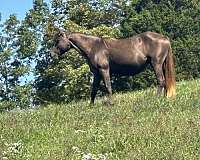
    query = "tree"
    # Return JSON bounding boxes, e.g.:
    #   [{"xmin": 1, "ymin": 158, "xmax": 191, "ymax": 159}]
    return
[{"xmin": 0, "ymin": 15, "xmax": 33, "ymax": 110}]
